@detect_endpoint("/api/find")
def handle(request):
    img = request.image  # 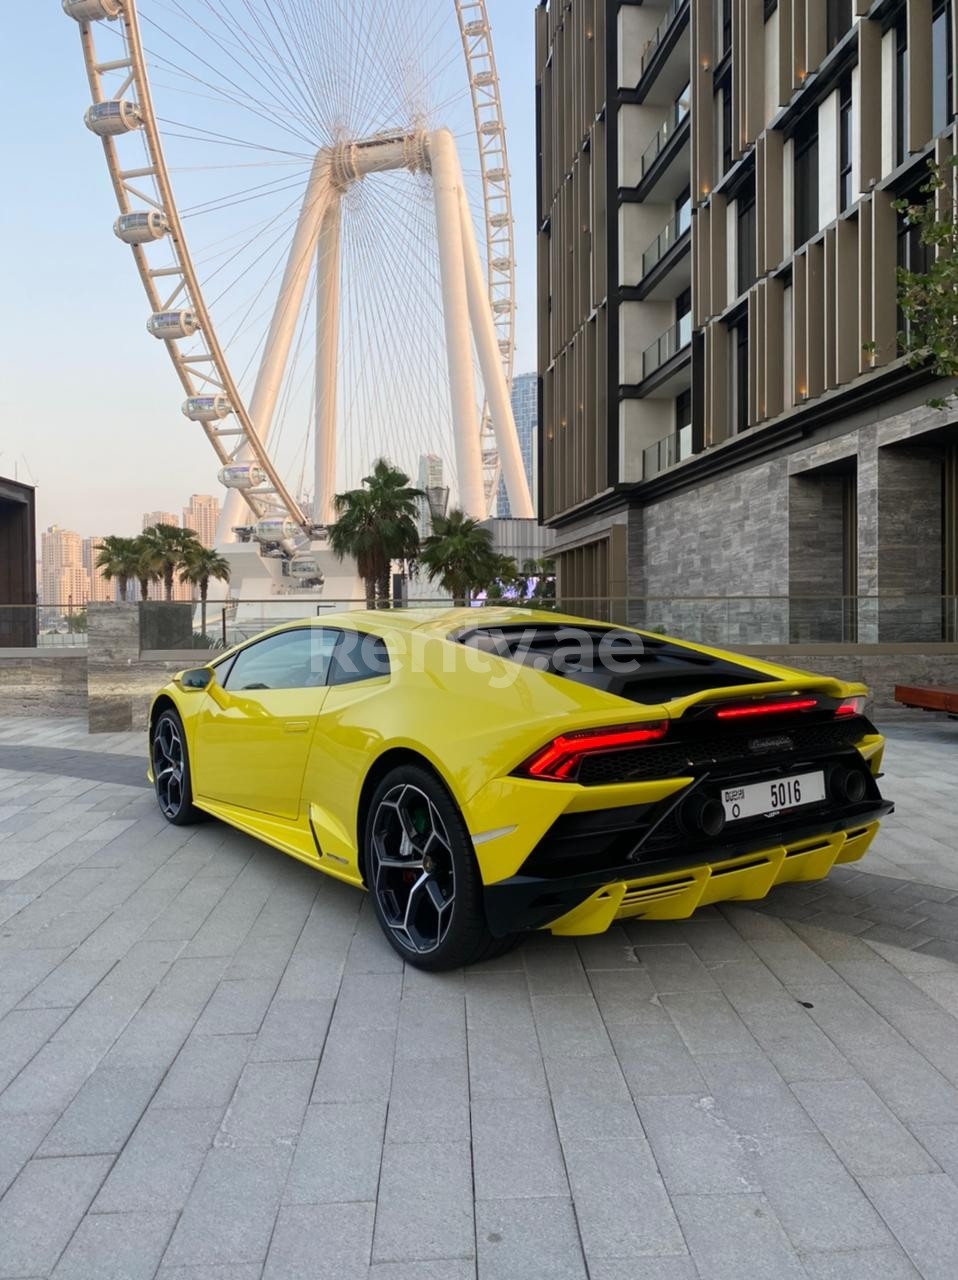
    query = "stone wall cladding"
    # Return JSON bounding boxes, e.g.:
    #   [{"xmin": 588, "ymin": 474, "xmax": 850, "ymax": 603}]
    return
[
  {"xmin": 0, "ymin": 653, "xmax": 88, "ymax": 717},
  {"xmin": 86, "ymin": 605, "xmax": 192, "ymax": 733},
  {"xmin": 740, "ymin": 650, "xmax": 958, "ymax": 715}
]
